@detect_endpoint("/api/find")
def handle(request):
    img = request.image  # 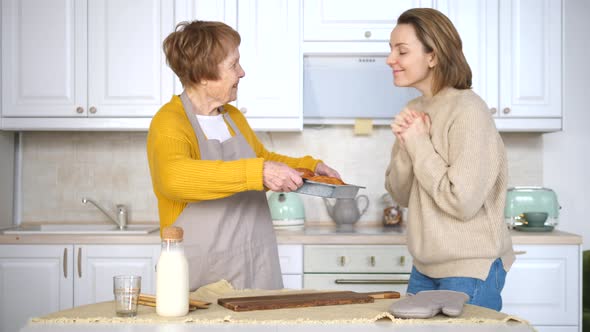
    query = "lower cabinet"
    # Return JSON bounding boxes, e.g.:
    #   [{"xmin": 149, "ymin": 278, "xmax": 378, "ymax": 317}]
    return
[
  {"xmin": 0, "ymin": 242, "xmax": 580, "ymax": 331},
  {"xmin": 277, "ymin": 244, "xmax": 303, "ymax": 289},
  {"xmin": 502, "ymin": 244, "xmax": 581, "ymax": 332},
  {"xmin": 299, "ymin": 243, "xmax": 581, "ymax": 332},
  {"xmin": 0, "ymin": 244, "xmax": 160, "ymax": 332}
]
